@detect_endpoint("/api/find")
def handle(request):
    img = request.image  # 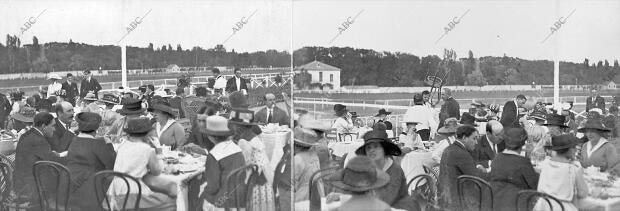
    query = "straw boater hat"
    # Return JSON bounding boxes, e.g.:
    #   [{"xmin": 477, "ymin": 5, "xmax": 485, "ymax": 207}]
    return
[
  {"xmin": 47, "ymin": 73, "xmax": 62, "ymax": 80},
  {"xmin": 543, "ymin": 114, "xmax": 569, "ymax": 128},
  {"xmin": 11, "ymin": 107, "xmax": 36, "ymax": 123},
  {"xmin": 83, "ymin": 93, "xmax": 98, "ymax": 102},
  {"xmin": 204, "ymin": 115, "xmax": 234, "ymax": 137},
  {"xmin": 577, "ymin": 118, "xmax": 611, "ymax": 133},
  {"xmin": 438, "ymin": 118, "xmax": 459, "ymax": 135},
  {"xmin": 76, "ymin": 112, "xmax": 102, "ymax": 133},
  {"xmin": 293, "ymin": 127, "xmax": 320, "ymax": 147},
  {"xmin": 355, "ymin": 130, "xmax": 402, "ymax": 157},
  {"xmin": 99, "ymin": 94, "xmax": 120, "ymax": 105},
  {"xmin": 149, "ymin": 102, "xmax": 177, "ymax": 118},
  {"xmin": 116, "ymin": 98, "xmax": 146, "ymax": 115},
  {"xmin": 324, "ymin": 156, "xmax": 390, "ymax": 194},
  {"xmin": 123, "ymin": 118, "xmax": 153, "ymax": 135},
  {"xmin": 550, "ymin": 134, "xmax": 581, "ymax": 151}
]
